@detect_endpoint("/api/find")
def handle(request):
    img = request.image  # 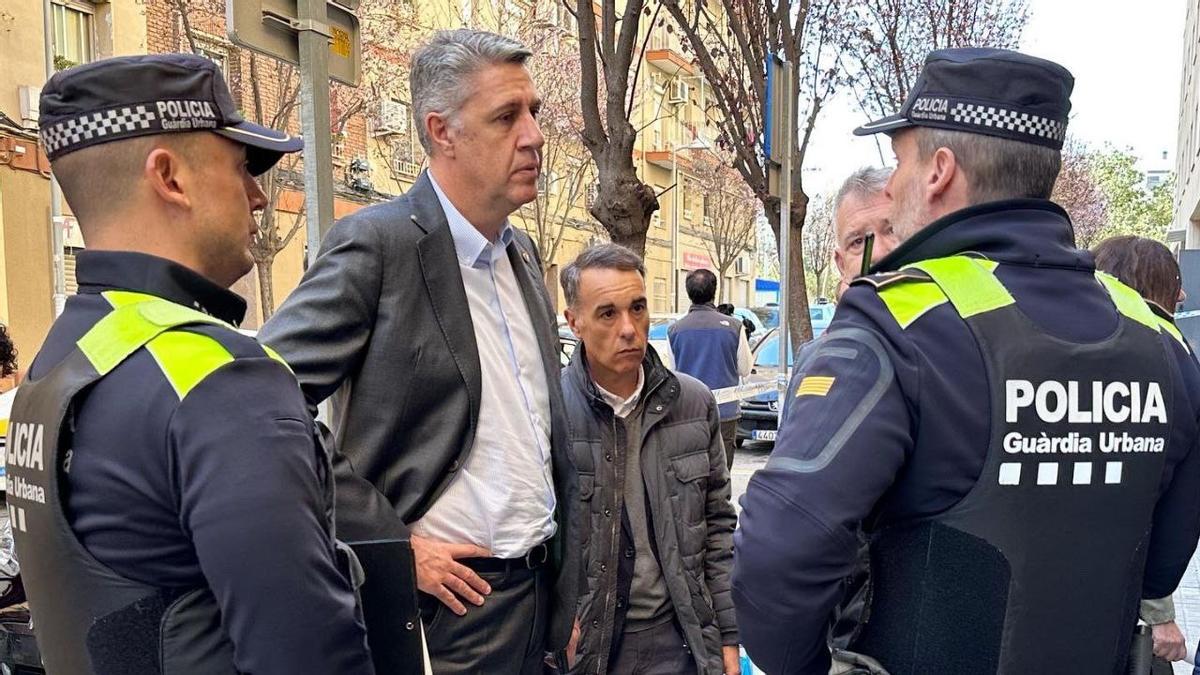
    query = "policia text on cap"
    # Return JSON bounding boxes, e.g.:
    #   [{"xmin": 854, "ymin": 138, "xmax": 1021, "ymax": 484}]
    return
[
  {"xmin": 7, "ymin": 53, "xmax": 377, "ymax": 673},
  {"xmin": 733, "ymin": 48, "xmax": 1200, "ymax": 674}
]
